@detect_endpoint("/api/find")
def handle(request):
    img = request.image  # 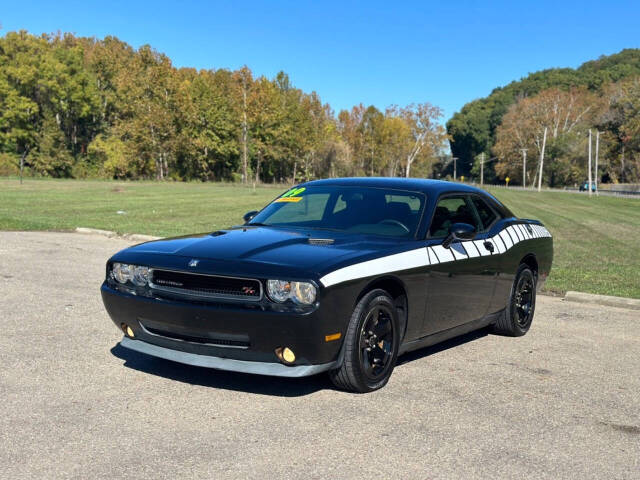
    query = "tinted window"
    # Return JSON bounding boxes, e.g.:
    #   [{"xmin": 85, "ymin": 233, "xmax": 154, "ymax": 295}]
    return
[
  {"xmin": 429, "ymin": 196, "xmax": 479, "ymax": 237},
  {"xmin": 471, "ymin": 196, "xmax": 498, "ymax": 231},
  {"xmin": 265, "ymin": 193, "xmax": 329, "ymax": 223},
  {"xmin": 250, "ymin": 185, "xmax": 426, "ymax": 238},
  {"xmin": 385, "ymin": 194, "xmax": 422, "ymax": 213}
]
